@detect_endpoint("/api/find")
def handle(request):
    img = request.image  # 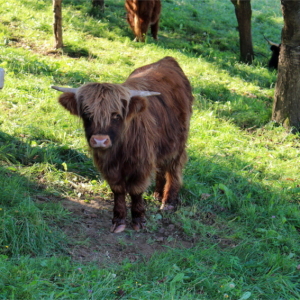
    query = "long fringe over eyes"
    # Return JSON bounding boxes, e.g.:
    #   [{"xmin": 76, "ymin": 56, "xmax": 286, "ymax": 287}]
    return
[{"xmin": 76, "ymin": 83, "xmax": 130, "ymax": 128}]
